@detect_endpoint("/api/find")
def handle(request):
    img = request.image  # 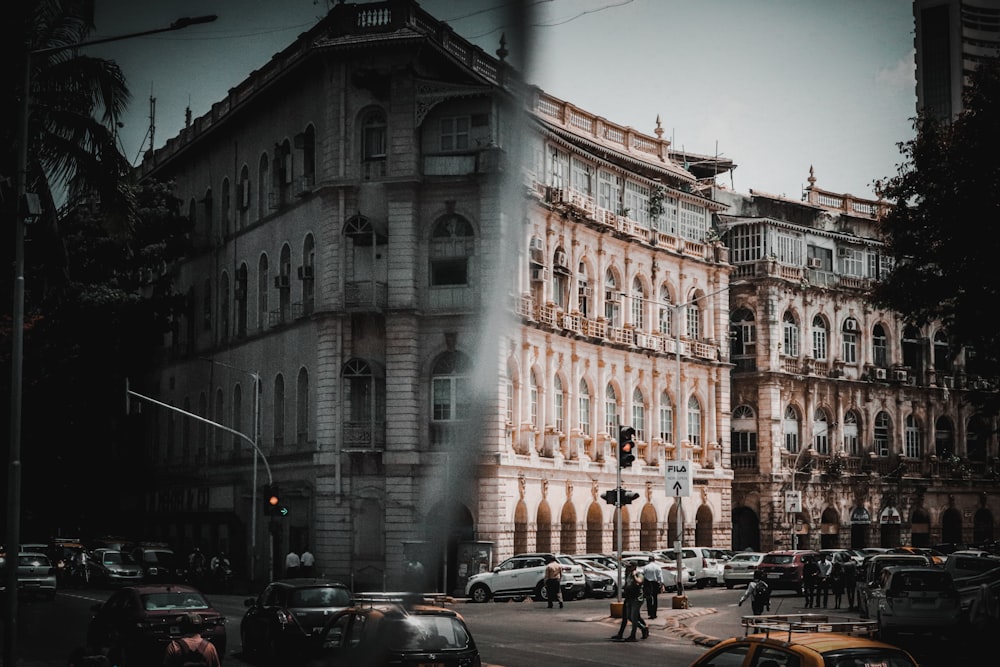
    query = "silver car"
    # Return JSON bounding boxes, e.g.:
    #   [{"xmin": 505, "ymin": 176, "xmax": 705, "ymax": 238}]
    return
[
  {"xmin": 872, "ymin": 565, "xmax": 965, "ymax": 640},
  {"xmin": 89, "ymin": 548, "xmax": 144, "ymax": 585},
  {"xmin": 10, "ymin": 552, "xmax": 57, "ymax": 600},
  {"xmin": 722, "ymin": 551, "xmax": 766, "ymax": 589}
]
